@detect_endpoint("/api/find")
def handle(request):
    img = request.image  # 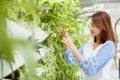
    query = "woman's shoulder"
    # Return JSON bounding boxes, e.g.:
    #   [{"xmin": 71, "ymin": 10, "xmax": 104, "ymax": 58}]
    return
[
  {"xmin": 102, "ymin": 40, "xmax": 115, "ymax": 50},
  {"xmin": 103, "ymin": 40, "xmax": 114, "ymax": 46}
]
